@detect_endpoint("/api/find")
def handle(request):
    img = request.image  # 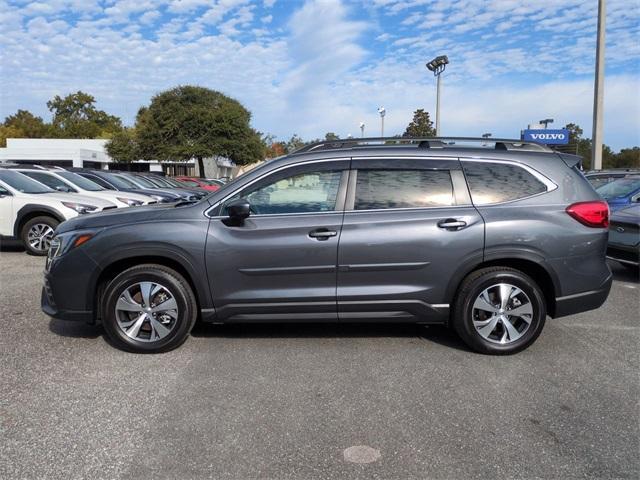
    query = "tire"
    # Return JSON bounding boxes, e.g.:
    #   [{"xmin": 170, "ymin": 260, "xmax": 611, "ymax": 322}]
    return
[
  {"xmin": 101, "ymin": 264, "xmax": 198, "ymax": 353},
  {"xmin": 451, "ymin": 267, "xmax": 546, "ymax": 355},
  {"xmin": 20, "ymin": 216, "xmax": 59, "ymax": 256}
]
